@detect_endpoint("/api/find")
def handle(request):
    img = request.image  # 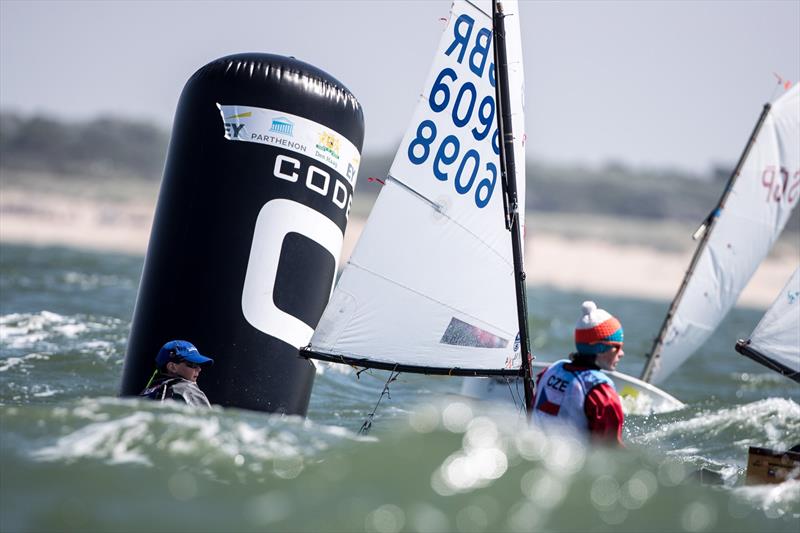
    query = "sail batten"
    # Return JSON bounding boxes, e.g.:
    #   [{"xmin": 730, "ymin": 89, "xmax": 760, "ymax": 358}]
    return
[{"xmin": 385, "ymin": 175, "xmax": 444, "ymax": 211}]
